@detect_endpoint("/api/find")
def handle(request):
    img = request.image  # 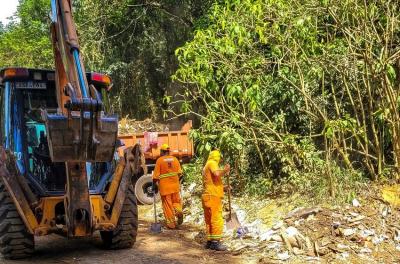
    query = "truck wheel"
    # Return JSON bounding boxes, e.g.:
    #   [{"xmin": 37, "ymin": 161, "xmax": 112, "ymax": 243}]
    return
[
  {"xmin": 134, "ymin": 174, "xmax": 160, "ymax": 205},
  {"xmin": 0, "ymin": 179, "xmax": 34, "ymax": 259},
  {"xmin": 101, "ymin": 184, "xmax": 138, "ymax": 249}
]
